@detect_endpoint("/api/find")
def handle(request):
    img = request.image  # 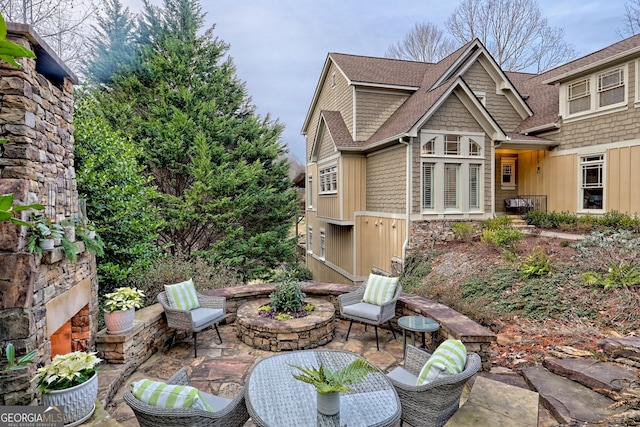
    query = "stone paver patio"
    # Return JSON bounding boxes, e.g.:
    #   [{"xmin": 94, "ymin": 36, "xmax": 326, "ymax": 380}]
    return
[{"xmin": 105, "ymin": 318, "xmax": 406, "ymax": 426}]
